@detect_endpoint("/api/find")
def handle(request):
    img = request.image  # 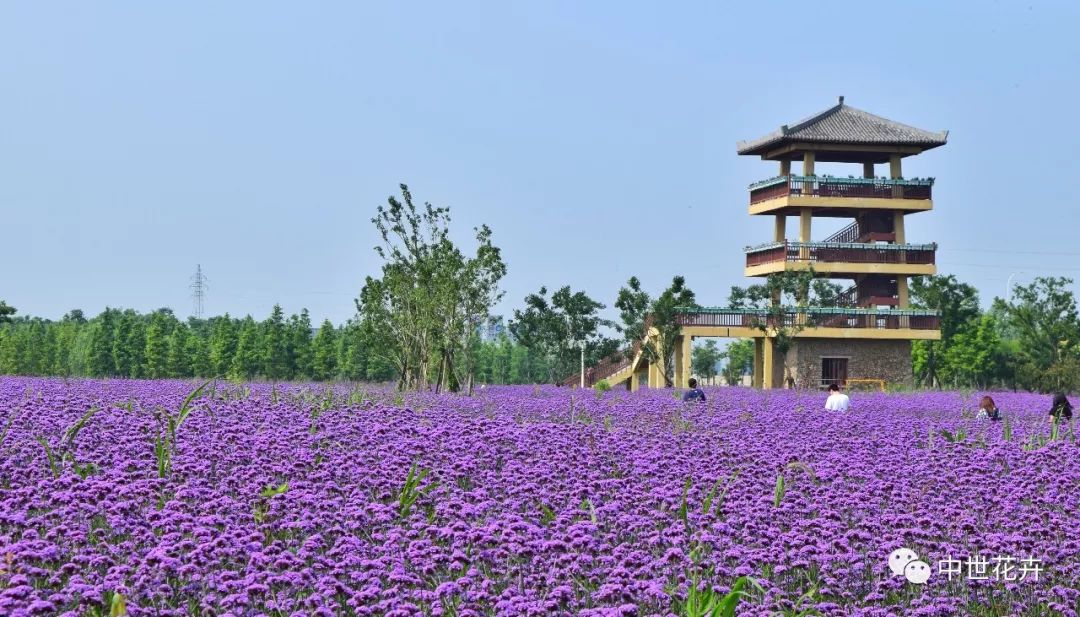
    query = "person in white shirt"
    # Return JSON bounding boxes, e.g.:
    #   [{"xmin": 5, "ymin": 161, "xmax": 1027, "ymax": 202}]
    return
[{"xmin": 824, "ymin": 383, "xmax": 850, "ymax": 411}]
